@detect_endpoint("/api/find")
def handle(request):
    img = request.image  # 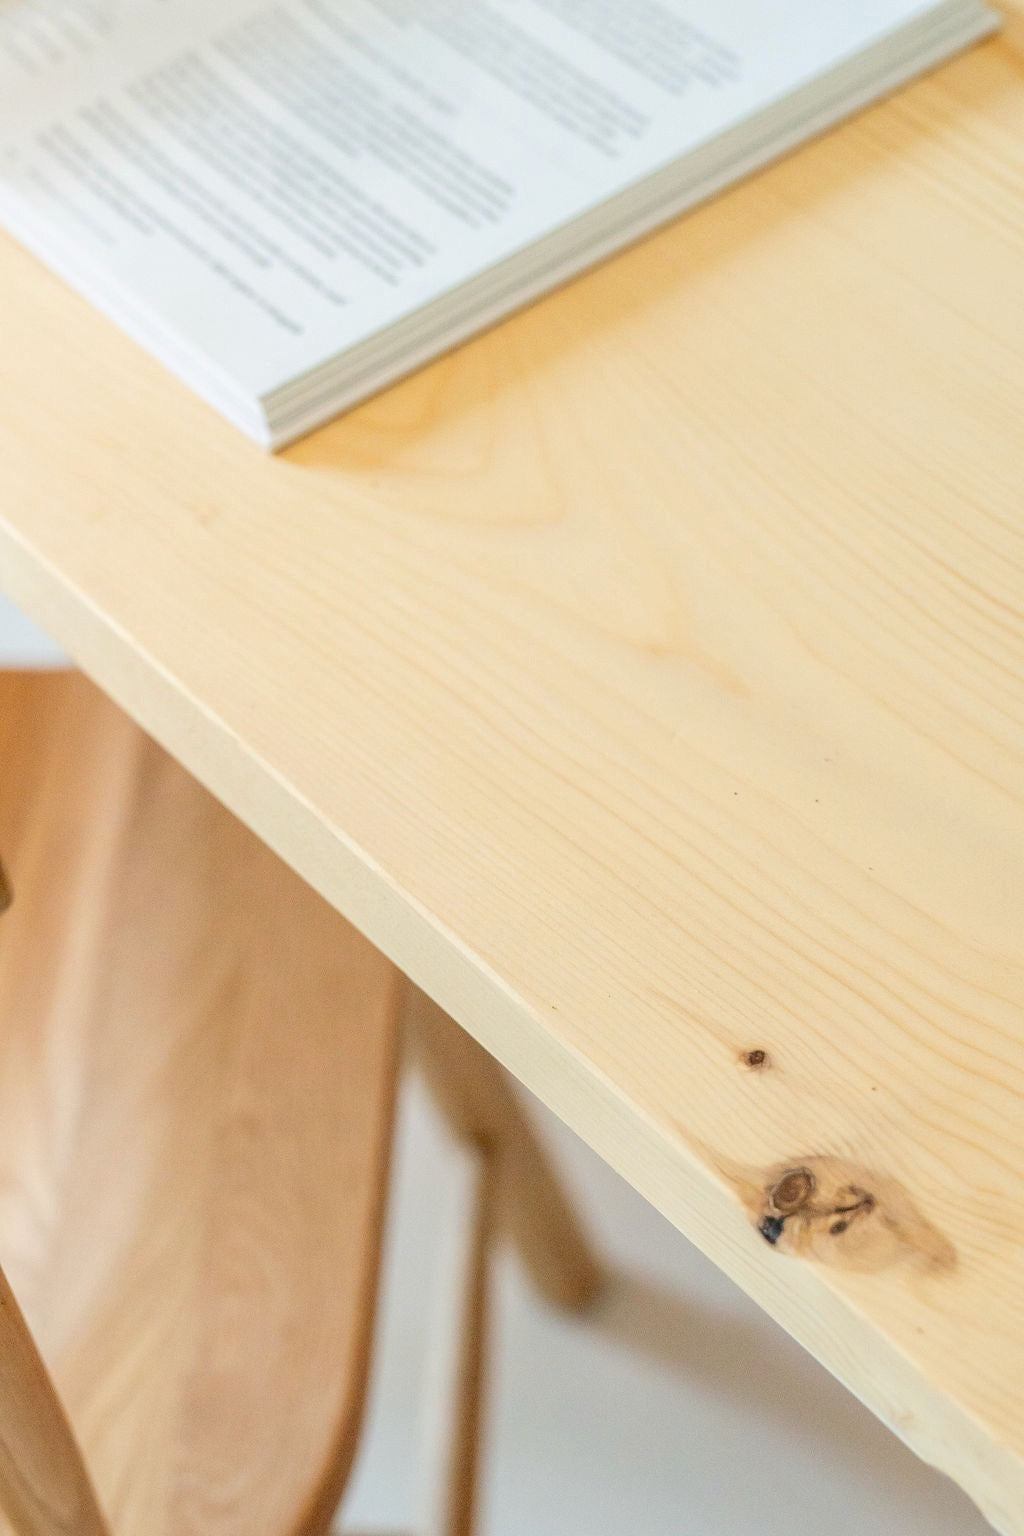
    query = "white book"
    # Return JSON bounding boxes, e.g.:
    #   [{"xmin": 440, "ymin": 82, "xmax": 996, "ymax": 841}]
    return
[{"xmin": 0, "ymin": 0, "xmax": 998, "ymax": 448}]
